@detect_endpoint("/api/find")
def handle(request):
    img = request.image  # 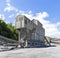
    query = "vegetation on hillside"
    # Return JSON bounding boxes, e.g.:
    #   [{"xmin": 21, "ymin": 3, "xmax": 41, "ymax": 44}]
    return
[{"xmin": 0, "ymin": 19, "xmax": 18, "ymax": 41}]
